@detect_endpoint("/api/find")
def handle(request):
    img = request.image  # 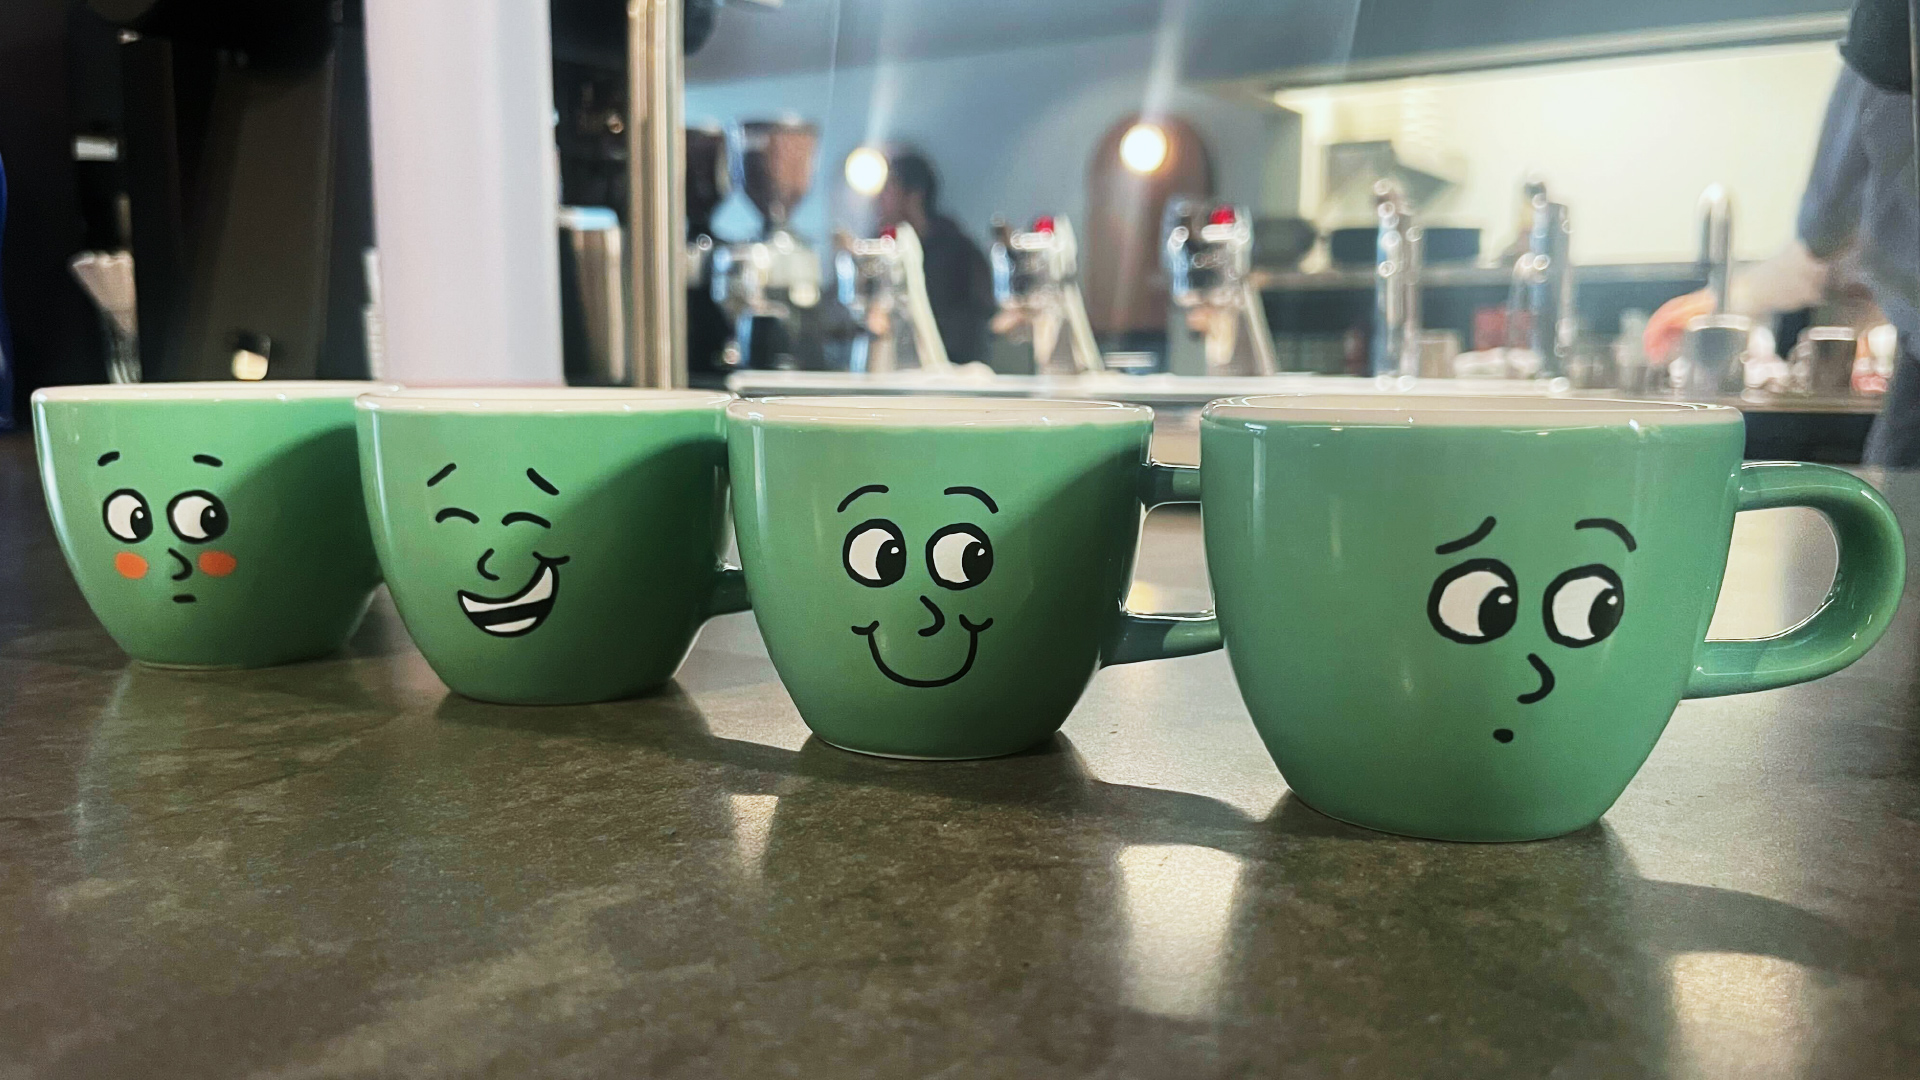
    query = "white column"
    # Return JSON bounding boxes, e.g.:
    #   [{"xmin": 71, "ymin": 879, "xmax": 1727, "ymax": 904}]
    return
[{"xmin": 363, "ymin": 0, "xmax": 562, "ymax": 385}]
